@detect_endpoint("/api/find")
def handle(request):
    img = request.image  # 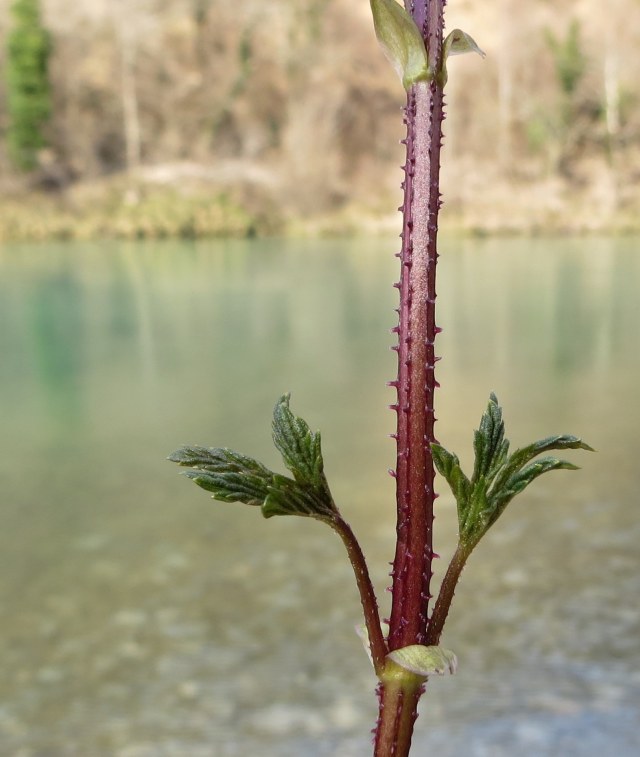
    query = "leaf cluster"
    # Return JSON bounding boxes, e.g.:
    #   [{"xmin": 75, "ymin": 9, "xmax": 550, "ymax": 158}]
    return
[
  {"xmin": 432, "ymin": 394, "xmax": 593, "ymax": 550},
  {"xmin": 169, "ymin": 395, "xmax": 338, "ymax": 521}
]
